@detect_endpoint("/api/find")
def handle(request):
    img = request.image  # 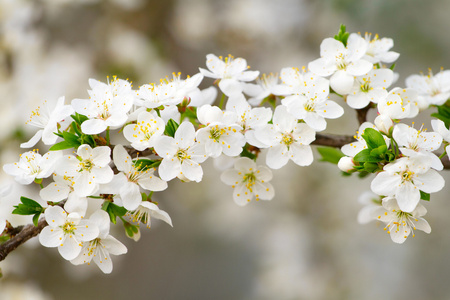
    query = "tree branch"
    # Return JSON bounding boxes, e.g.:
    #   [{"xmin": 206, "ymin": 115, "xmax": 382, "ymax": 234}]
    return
[
  {"xmin": 0, "ymin": 218, "xmax": 47, "ymax": 261},
  {"xmin": 0, "ymin": 132, "xmax": 449, "ymax": 262}
]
